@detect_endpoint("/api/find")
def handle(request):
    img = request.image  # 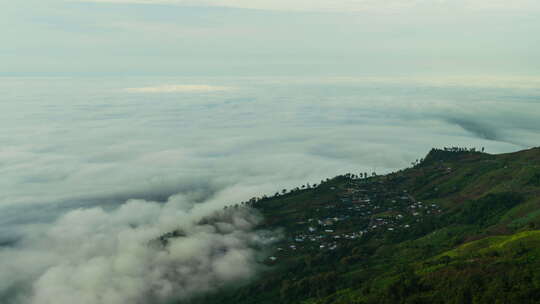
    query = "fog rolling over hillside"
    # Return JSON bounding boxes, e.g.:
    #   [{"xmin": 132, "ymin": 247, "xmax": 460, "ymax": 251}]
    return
[{"xmin": 0, "ymin": 195, "xmax": 277, "ymax": 304}]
